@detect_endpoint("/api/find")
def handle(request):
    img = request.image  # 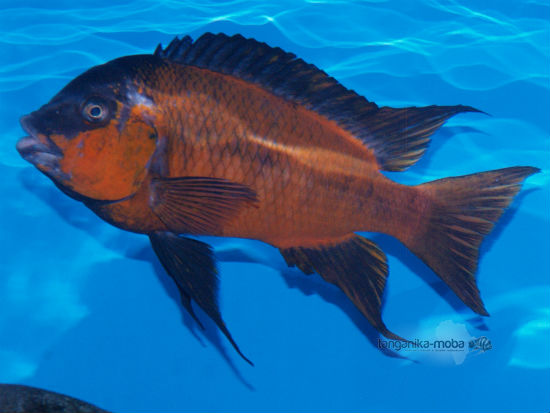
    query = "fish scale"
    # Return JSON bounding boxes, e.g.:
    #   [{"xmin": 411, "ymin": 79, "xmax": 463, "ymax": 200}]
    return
[{"xmin": 141, "ymin": 64, "xmax": 386, "ymax": 245}]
